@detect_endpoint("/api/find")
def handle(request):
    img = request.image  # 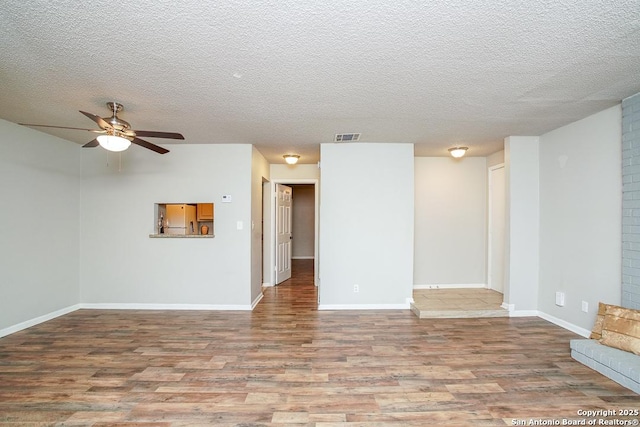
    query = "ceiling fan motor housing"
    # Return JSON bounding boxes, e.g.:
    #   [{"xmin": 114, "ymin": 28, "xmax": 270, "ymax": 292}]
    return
[{"xmin": 104, "ymin": 102, "xmax": 131, "ymax": 132}]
